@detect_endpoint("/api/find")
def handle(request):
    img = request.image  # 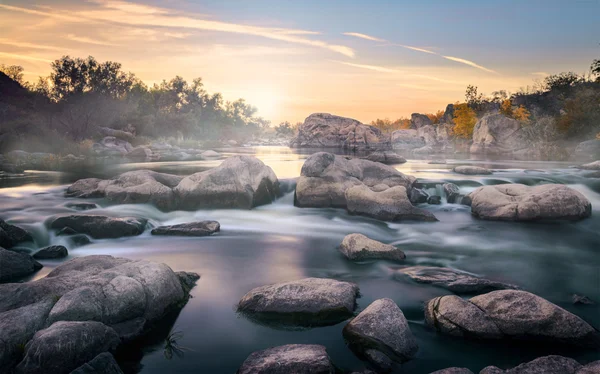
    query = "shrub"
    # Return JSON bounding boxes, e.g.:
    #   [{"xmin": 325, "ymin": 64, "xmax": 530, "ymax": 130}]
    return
[{"xmin": 452, "ymin": 103, "xmax": 478, "ymax": 139}]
